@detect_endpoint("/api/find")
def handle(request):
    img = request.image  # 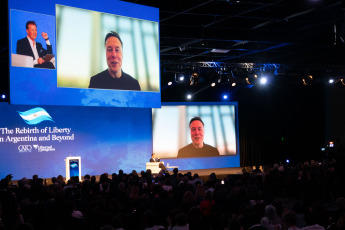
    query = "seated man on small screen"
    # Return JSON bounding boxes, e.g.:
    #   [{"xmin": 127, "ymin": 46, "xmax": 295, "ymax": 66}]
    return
[
  {"xmin": 177, "ymin": 116, "xmax": 219, "ymax": 158},
  {"xmin": 150, "ymin": 153, "xmax": 167, "ymax": 172},
  {"xmin": 89, "ymin": 31, "xmax": 141, "ymax": 91},
  {"xmin": 16, "ymin": 21, "xmax": 55, "ymax": 69}
]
